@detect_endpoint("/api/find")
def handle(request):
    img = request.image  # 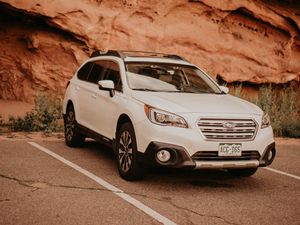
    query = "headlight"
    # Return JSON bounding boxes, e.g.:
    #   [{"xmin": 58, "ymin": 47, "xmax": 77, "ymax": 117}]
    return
[
  {"xmin": 144, "ymin": 105, "xmax": 188, "ymax": 128},
  {"xmin": 261, "ymin": 112, "xmax": 271, "ymax": 129}
]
